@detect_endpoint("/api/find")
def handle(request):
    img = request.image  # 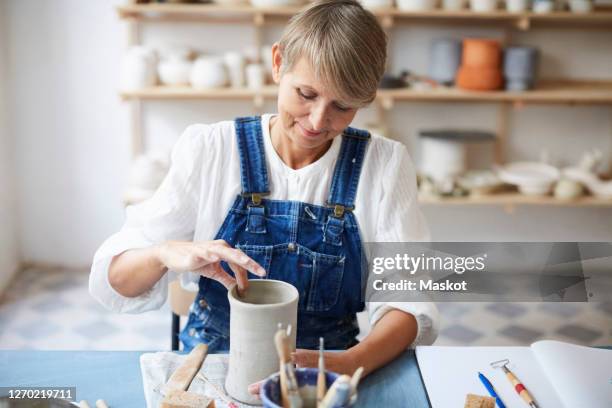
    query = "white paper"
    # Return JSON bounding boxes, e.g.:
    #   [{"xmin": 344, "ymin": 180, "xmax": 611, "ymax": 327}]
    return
[
  {"xmin": 531, "ymin": 340, "xmax": 612, "ymax": 408},
  {"xmin": 416, "ymin": 346, "xmax": 563, "ymax": 408}
]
